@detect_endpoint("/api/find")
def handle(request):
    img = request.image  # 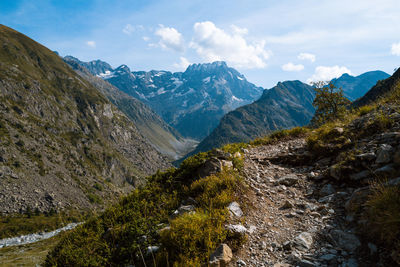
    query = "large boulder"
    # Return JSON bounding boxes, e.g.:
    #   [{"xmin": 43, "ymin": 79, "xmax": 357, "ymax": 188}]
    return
[{"xmin": 209, "ymin": 243, "xmax": 233, "ymax": 267}]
